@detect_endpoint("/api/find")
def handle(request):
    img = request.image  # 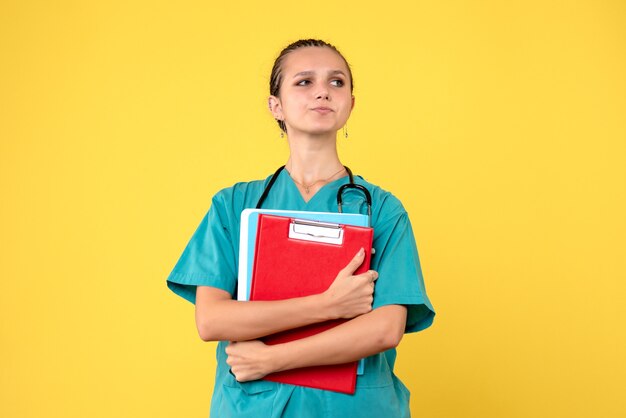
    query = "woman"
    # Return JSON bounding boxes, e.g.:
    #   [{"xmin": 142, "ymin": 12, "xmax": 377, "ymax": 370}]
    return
[{"xmin": 167, "ymin": 39, "xmax": 435, "ymax": 417}]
